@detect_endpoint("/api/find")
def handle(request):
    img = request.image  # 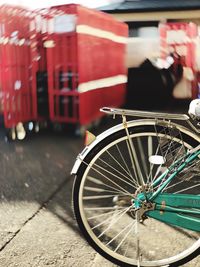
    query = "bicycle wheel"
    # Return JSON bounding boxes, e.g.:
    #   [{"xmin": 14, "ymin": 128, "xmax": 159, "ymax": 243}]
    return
[{"xmin": 72, "ymin": 121, "xmax": 200, "ymax": 267}]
